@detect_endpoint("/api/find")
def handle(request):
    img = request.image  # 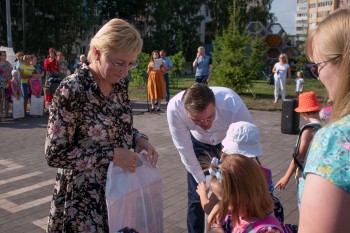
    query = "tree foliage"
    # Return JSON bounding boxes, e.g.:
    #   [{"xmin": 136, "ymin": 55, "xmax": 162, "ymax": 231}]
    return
[
  {"xmin": 207, "ymin": 0, "xmax": 275, "ymax": 35},
  {"xmin": 211, "ymin": 2, "xmax": 267, "ymax": 92},
  {"xmin": 130, "ymin": 52, "xmax": 150, "ymax": 87},
  {"xmin": 169, "ymin": 51, "xmax": 186, "ymax": 76},
  {"xmin": 1, "ymin": 0, "xmax": 98, "ymax": 61},
  {"xmin": 98, "ymin": 0, "xmax": 203, "ymax": 60}
]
